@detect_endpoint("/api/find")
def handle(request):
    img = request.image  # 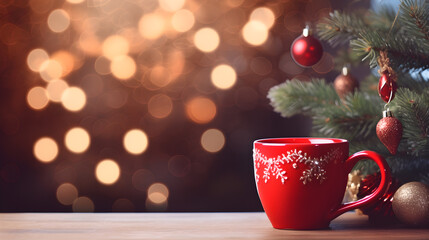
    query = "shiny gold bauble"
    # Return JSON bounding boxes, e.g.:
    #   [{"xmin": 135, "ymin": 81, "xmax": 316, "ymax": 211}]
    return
[
  {"xmin": 334, "ymin": 73, "xmax": 359, "ymax": 99},
  {"xmin": 392, "ymin": 182, "xmax": 429, "ymax": 227}
]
